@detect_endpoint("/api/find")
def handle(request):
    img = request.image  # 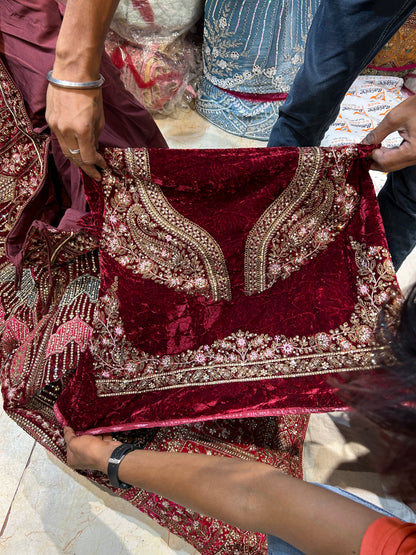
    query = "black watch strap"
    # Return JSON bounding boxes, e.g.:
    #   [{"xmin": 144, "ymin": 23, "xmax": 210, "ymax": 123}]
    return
[{"xmin": 107, "ymin": 443, "xmax": 136, "ymax": 489}]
